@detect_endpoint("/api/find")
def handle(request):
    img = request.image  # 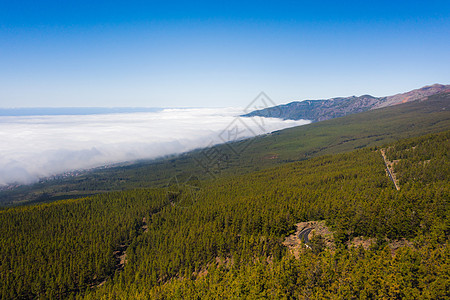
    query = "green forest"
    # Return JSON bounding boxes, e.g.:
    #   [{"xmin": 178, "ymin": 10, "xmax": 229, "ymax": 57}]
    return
[
  {"xmin": 1, "ymin": 129, "xmax": 448, "ymax": 299},
  {"xmin": 1, "ymin": 91, "xmax": 448, "ymax": 207}
]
